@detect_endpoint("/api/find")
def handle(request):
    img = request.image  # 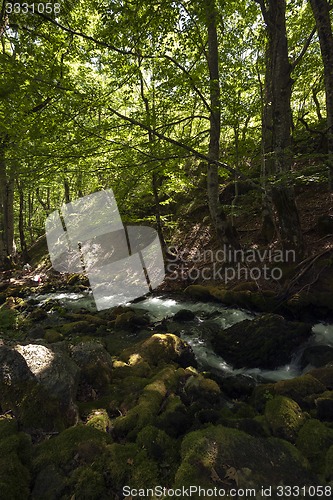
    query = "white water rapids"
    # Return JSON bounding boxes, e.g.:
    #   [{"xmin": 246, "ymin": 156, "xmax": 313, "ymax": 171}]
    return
[{"xmin": 35, "ymin": 292, "xmax": 333, "ymax": 382}]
